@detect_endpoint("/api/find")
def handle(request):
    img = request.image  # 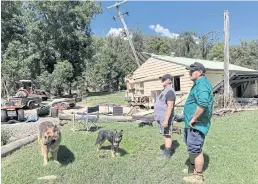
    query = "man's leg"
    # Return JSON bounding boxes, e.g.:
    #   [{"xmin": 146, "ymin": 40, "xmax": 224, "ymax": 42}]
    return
[
  {"xmin": 164, "ymin": 135, "xmax": 172, "ymax": 149},
  {"xmin": 184, "ymin": 129, "xmax": 205, "ymax": 183},
  {"xmin": 195, "ymin": 152, "xmax": 204, "ymax": 173},
  {"xmin": 157, "ymin": 123, "xmax": 172, "ymax": 160}
]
